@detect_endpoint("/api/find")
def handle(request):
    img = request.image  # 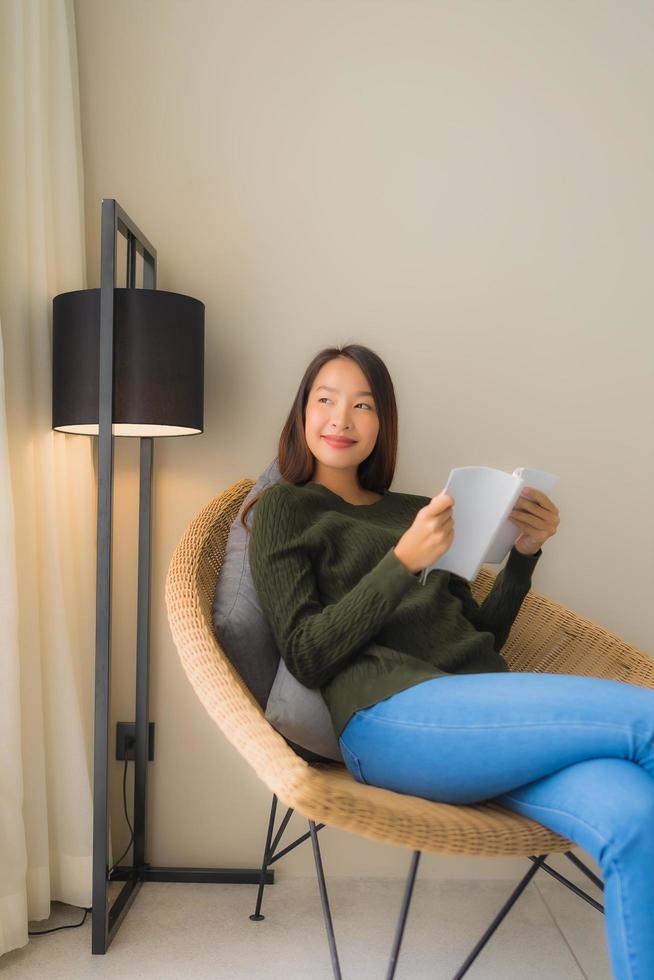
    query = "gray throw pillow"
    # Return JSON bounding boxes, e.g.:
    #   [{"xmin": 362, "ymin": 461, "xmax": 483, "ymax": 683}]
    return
[{"xmin": 211, "ymin": 458, "xmax": 343, "ymax": 763}]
